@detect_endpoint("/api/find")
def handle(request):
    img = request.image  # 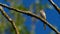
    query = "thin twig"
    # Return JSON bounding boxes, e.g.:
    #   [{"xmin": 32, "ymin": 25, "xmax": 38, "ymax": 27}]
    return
[
  {"xmin": 0, "ymin": 6, "xmax": 19, "ymax": 34},
  {"xmin": 48, "ymin": 0, "xmax": 60, "ymax": 14},
  {"xmin": 0, "ymin": 3, "xmax": 60, "ymax": 34}
]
